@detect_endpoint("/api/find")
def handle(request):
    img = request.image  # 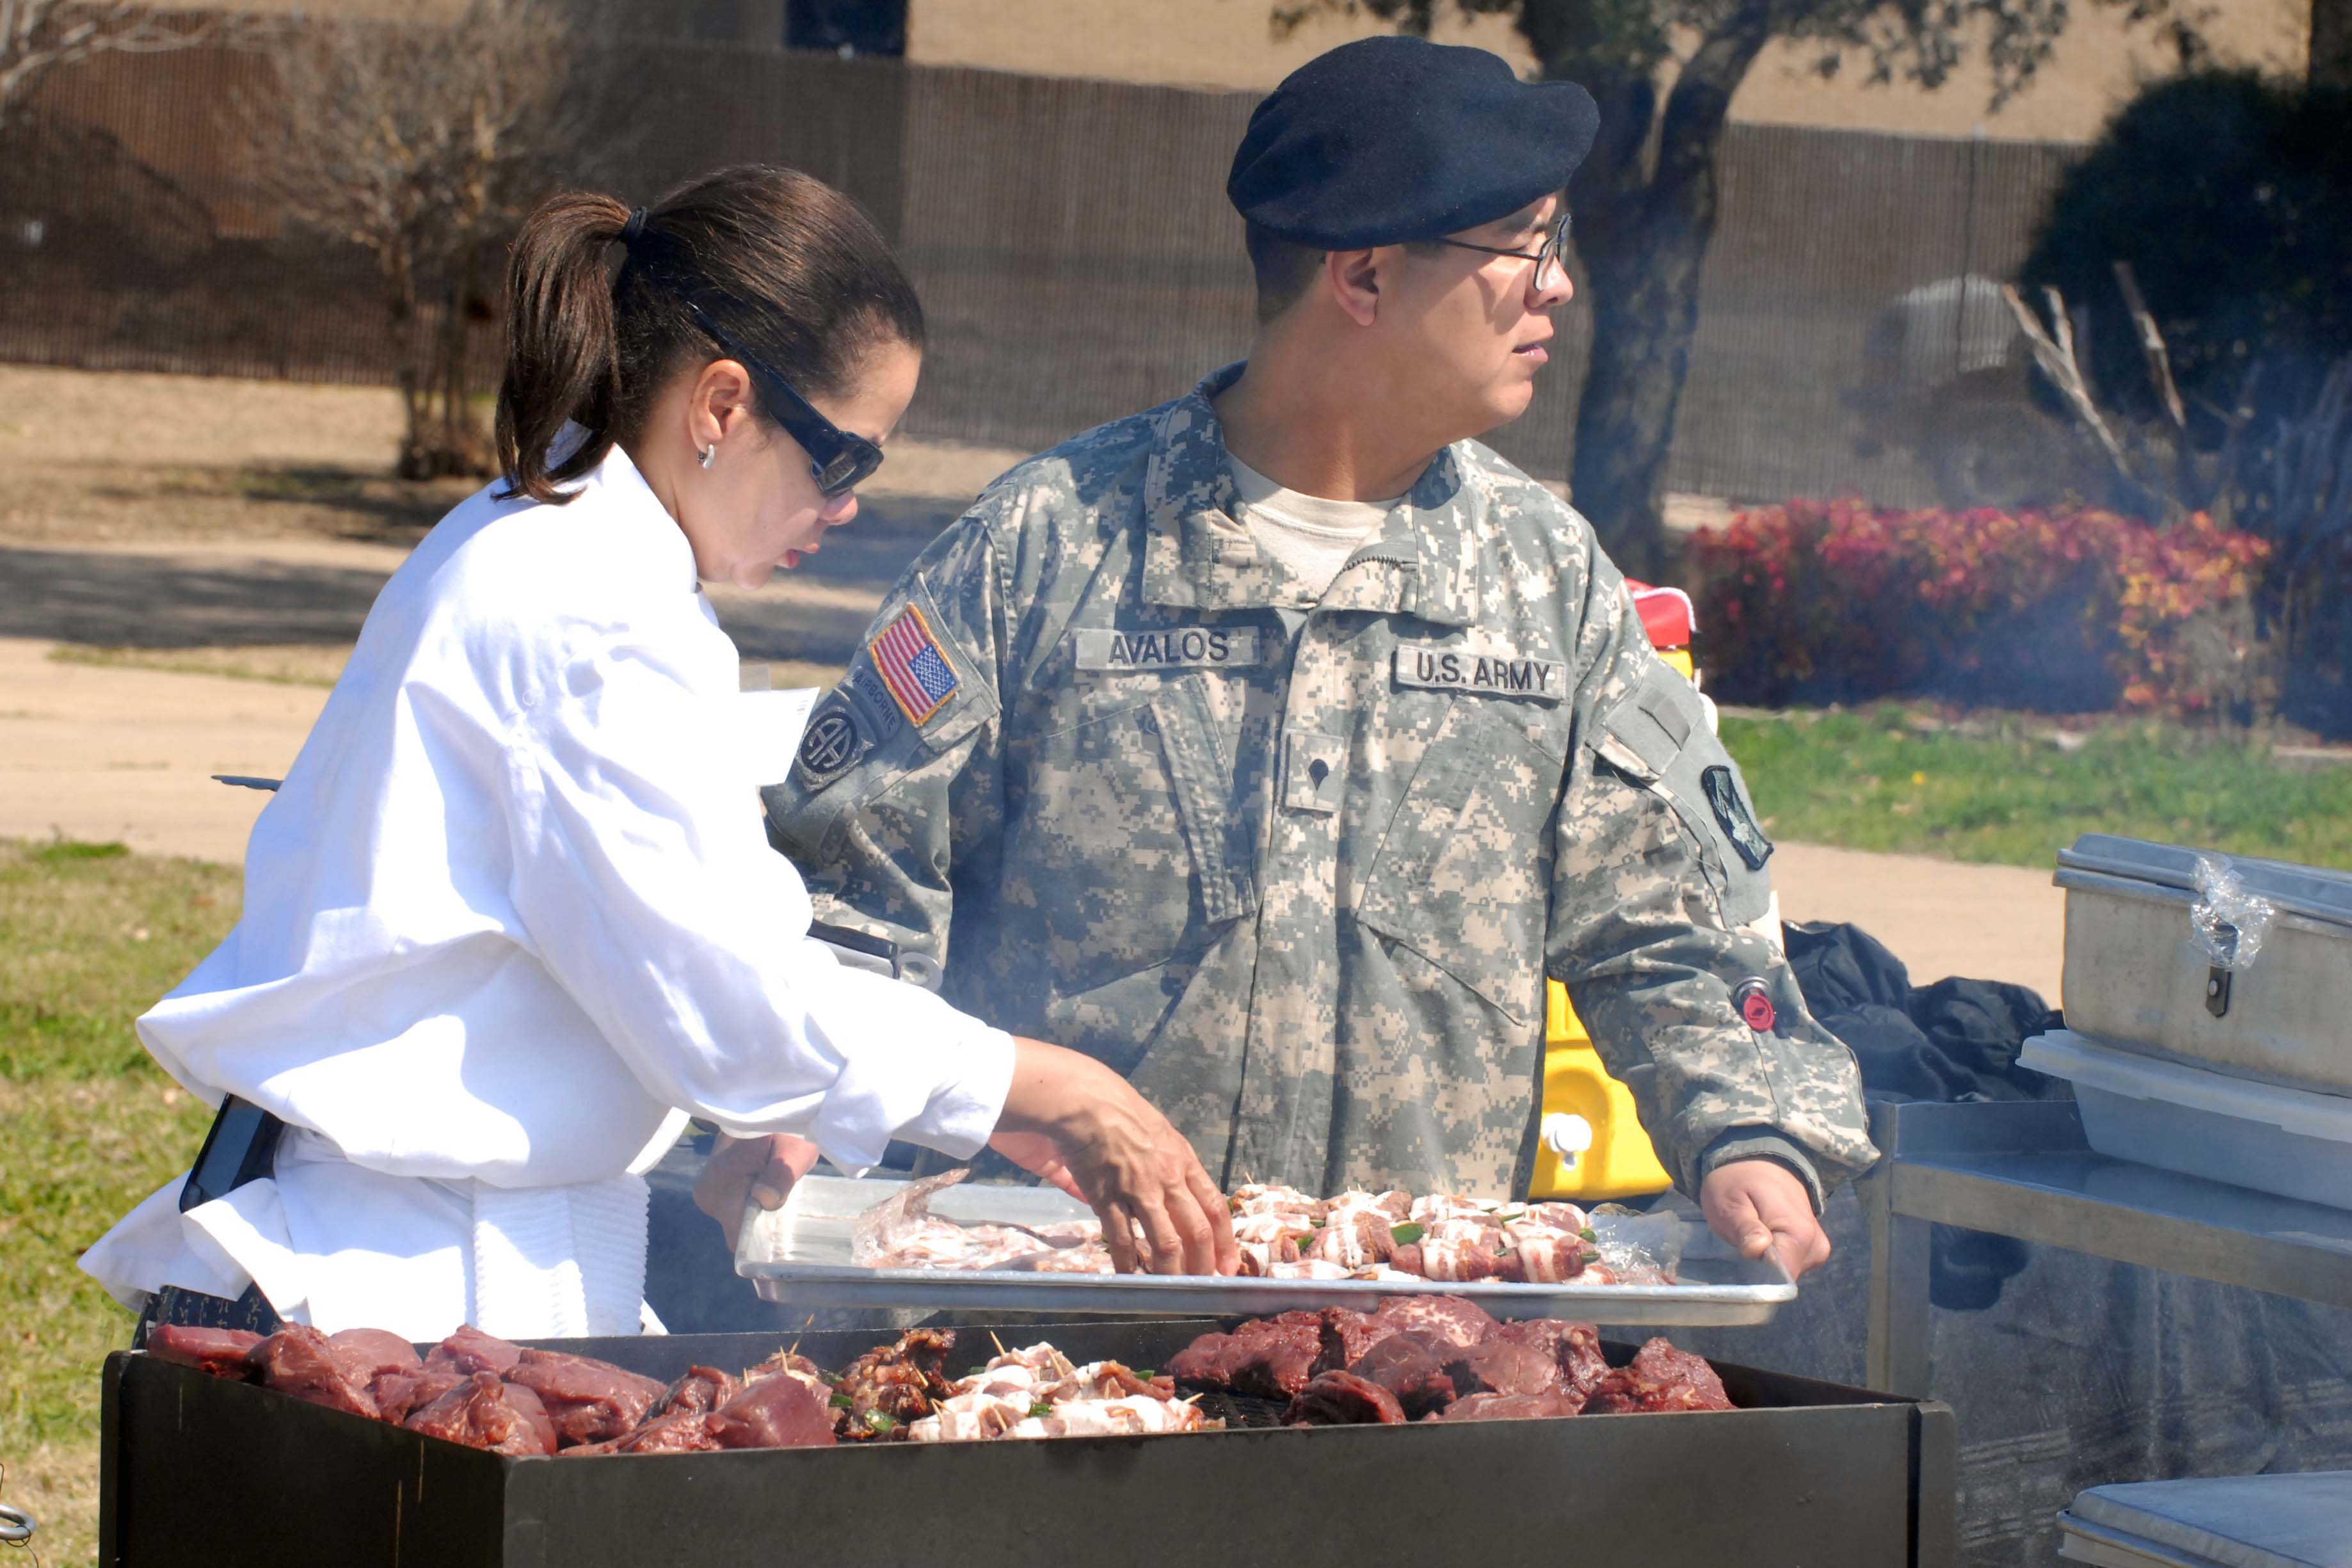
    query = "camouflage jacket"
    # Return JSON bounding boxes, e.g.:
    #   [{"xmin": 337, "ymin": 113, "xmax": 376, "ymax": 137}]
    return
[{"xmin": 767, "ymin": 366, "xmax": 1878, "ymax": 1201}]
